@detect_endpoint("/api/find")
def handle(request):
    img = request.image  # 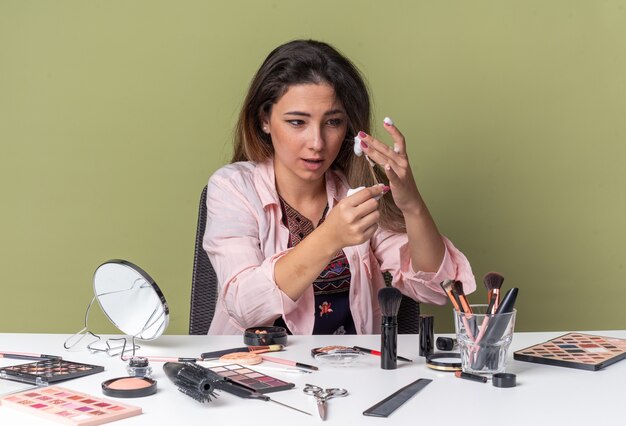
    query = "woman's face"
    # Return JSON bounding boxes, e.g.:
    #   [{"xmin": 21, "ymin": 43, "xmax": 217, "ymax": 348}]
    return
[{"xmin": 263, "ymin": 83, "xmax": 348, "ymax": 188}]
